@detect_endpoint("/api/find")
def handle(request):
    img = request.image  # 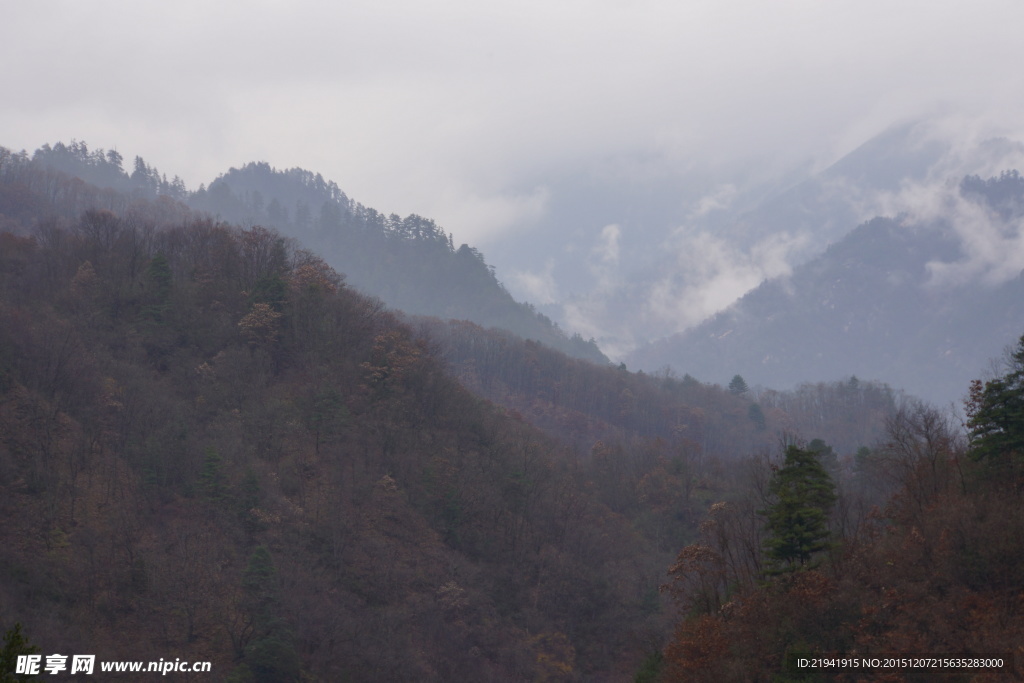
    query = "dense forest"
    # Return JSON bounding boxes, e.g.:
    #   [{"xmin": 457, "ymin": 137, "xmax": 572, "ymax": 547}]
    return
[
  {"xmin": 2, "ymin": 144, "xmax": 1023, "ymax": 681},
  {"xmin": 0, "ymin": 162, "xmax": 662, "ymax": 680},
  {"xmin": 657, "ymin": 356, "xmax": 1024, "ymax": 681}
]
